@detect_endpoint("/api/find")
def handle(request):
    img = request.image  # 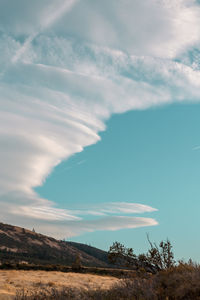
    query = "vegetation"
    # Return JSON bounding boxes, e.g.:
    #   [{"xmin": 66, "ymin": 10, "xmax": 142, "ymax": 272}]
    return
[
  {"xmin": 1, "ymin": 222, "xmax": 200, "ymax": 299},
  {"xmin": 108, "ymin": 241, "xmax": 136, "ymax": 267},
  {"xmin": 108, "ymin": 236, "xmax": 175, "ymax": 272},
  {"xmin": 146, "ymin": 235, "xmax": 175, "ymax": 270},
  {"xmin": 15, "ymin": 262, "xmax": 200, "ymax": 299},
  {"xmin": 71, "ymin": 254, "xmax": 82, "ymax": 271}
]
